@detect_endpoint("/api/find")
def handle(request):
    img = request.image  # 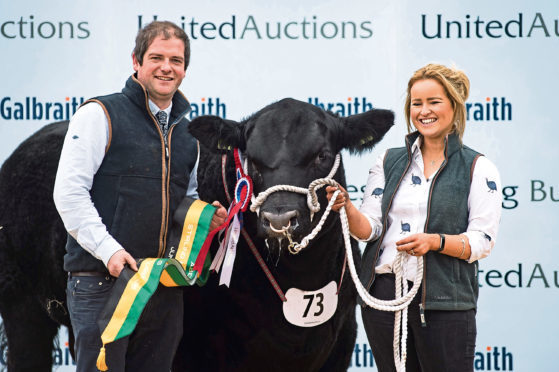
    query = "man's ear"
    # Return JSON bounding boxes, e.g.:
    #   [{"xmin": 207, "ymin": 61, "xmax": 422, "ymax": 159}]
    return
[
  {"xmin": 338, "ymin": 109, "xmax": 395, "ymax": 154},
  {"xmin": 189, "ymin": 115, "xmax": 245, "ymax": 153},
  {"xmin": 132, "ymin": 53, "xmax": 140, "ymax": 72}
]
